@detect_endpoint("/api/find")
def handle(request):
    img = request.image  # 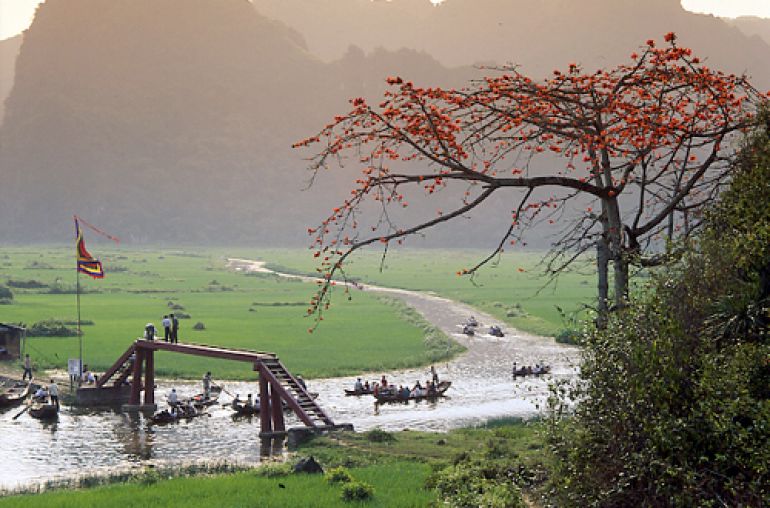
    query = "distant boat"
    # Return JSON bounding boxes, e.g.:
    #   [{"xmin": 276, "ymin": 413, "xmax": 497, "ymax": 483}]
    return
[
  {"xmin": 0, "ymin": 380, "xmax": 32, "ymax": 408},
  {"xmin": 374, "ymin": 381, "xmax": 452, "ymax": 404}
]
